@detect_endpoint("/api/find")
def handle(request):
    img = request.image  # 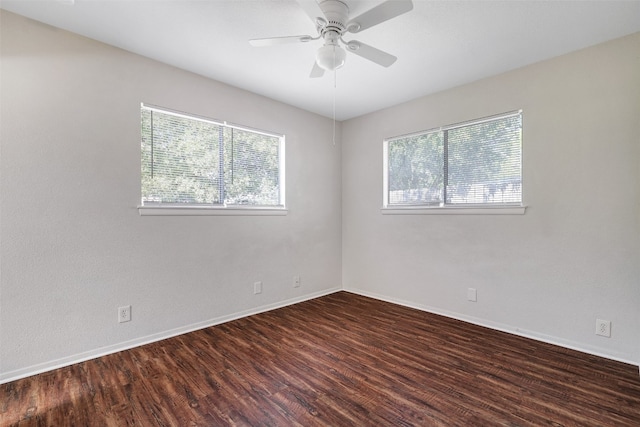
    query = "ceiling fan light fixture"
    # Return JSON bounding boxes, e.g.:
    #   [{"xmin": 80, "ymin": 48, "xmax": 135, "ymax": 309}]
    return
[{"xmin": 316, "ymin": 44, "xmax": 347, "ymax": 71}]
